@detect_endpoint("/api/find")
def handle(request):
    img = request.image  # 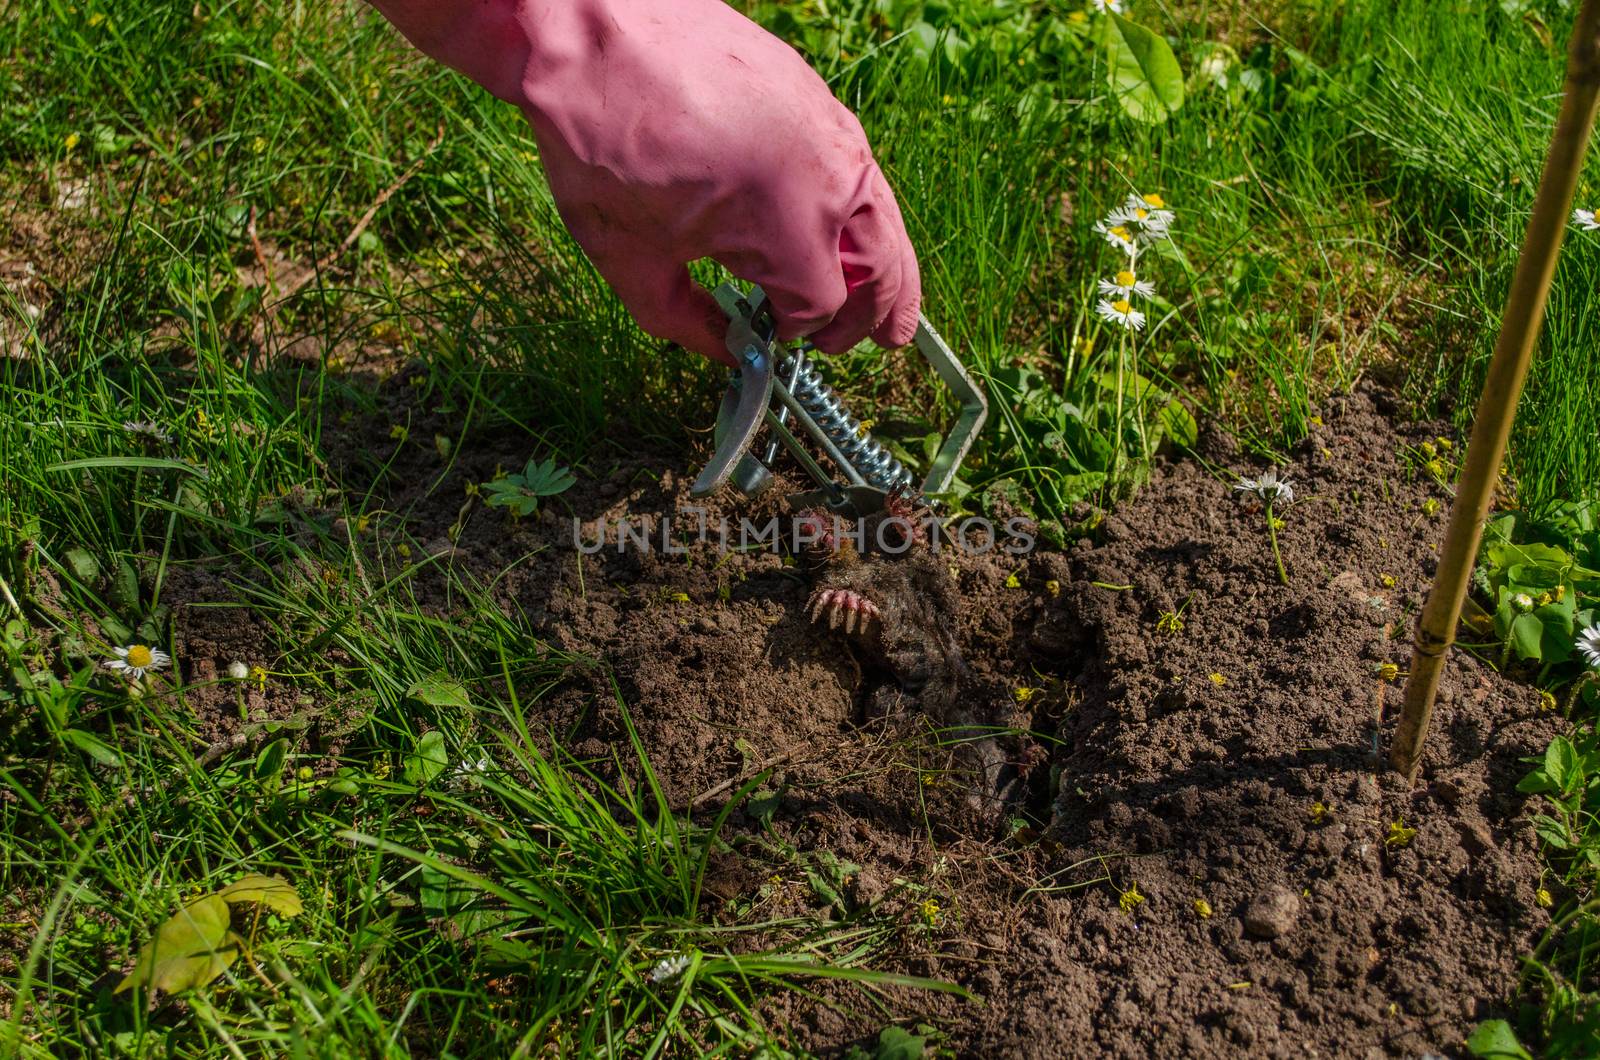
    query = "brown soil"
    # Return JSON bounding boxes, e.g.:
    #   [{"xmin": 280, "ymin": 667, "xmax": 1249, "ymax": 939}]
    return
[{"xmin": 156, "ymin": 379, "xmax": 1557, "ymax": 1057}]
